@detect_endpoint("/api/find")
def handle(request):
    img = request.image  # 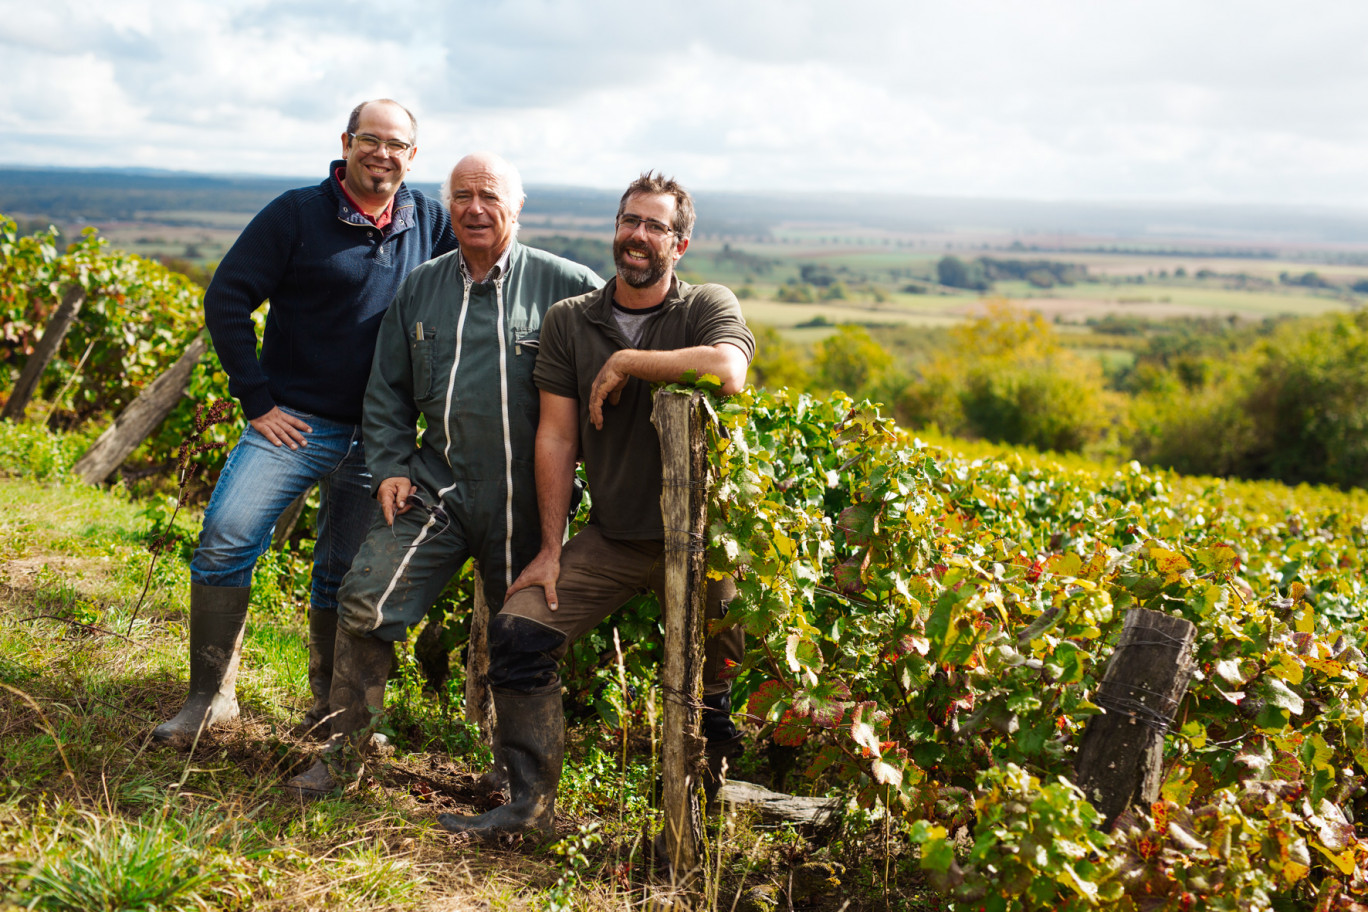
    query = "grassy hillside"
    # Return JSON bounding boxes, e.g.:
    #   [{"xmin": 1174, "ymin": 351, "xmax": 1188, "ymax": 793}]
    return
[{"xmin": 0, "ymin": 424, "xmax": 913, "ymax": 911}]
